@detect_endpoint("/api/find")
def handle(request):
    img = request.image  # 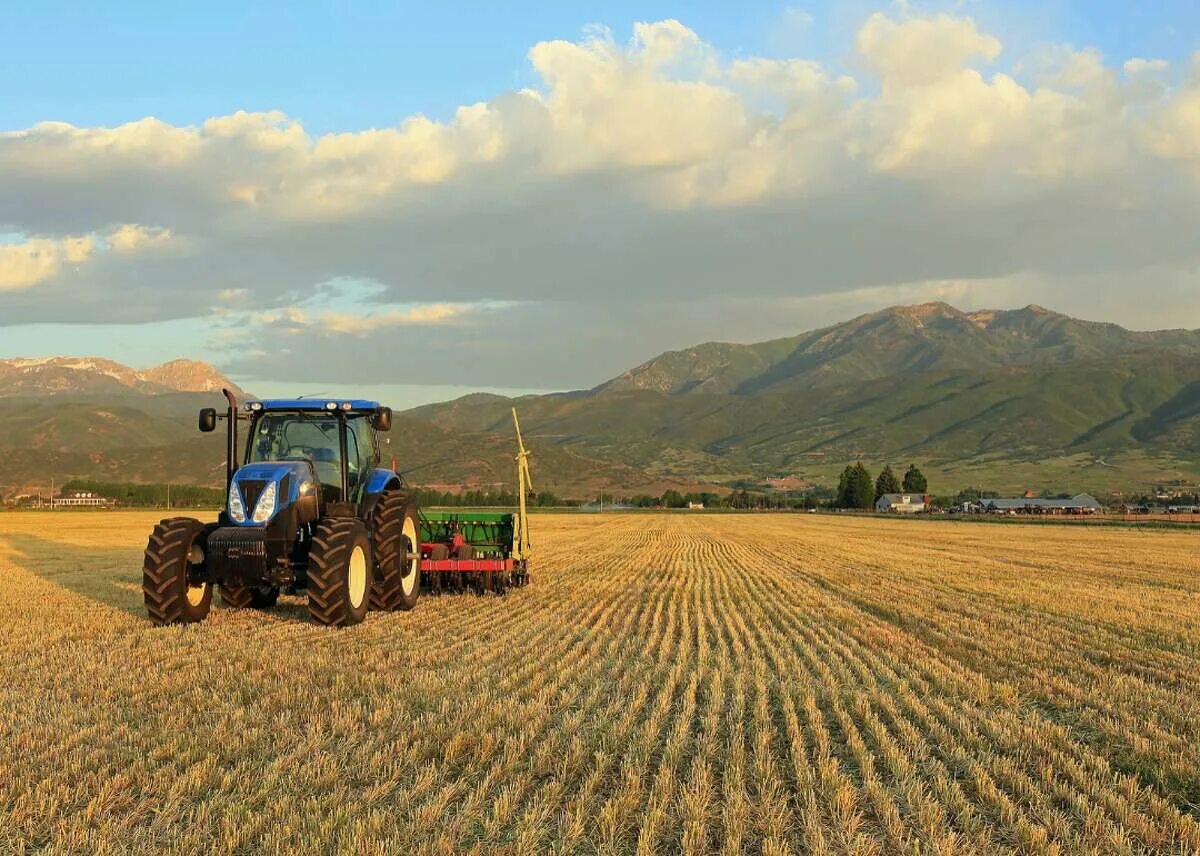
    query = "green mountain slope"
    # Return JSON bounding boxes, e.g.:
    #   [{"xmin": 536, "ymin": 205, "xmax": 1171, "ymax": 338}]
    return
[
  {"xmin": 413, "ymin": 355, "xmax": 1198, "ymax": 468},
  {"xmin": 410, "ymin": 305, "xmax": 1200, "ymax": 492},
  {"xmin": 596, "ymin": 303, "xmax": 1200, "ymax": 396},
  {"xmin": 0, "ymin": 393, "xmax": 682, "ymax": 498},
  {"xmin": 5, "ymin": 304, "xmax": 1199, "ymax": 498}
]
